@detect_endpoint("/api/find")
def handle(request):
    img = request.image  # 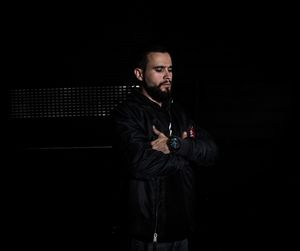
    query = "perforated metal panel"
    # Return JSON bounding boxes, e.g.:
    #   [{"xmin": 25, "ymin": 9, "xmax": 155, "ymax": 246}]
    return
[{"xmin": 9, "ymin": 85, "xmax": 139, "ymax": 119}]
